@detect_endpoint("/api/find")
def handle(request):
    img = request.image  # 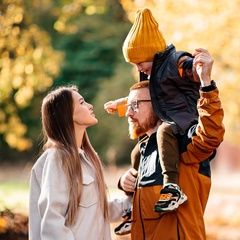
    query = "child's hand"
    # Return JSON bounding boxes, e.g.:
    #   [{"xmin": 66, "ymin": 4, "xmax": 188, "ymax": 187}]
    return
[
  {"xmin": 104, "ymin": 97, "xmax": 127, "ymax": 116},
  {"xmin": 104, "ymin": 101, "xmax": 118, "ymax": 114}
]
